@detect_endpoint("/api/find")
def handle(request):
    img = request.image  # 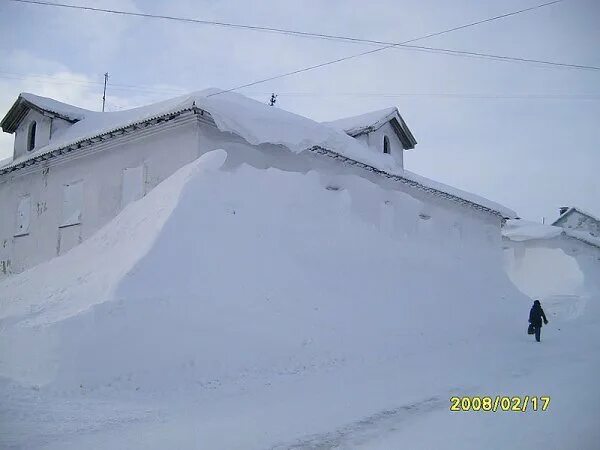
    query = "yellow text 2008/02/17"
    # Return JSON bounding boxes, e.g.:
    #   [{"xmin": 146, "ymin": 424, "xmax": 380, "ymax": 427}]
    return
[{"xmin": 450, "ymin": 396, "xmax": 550, "ymax": 412}]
